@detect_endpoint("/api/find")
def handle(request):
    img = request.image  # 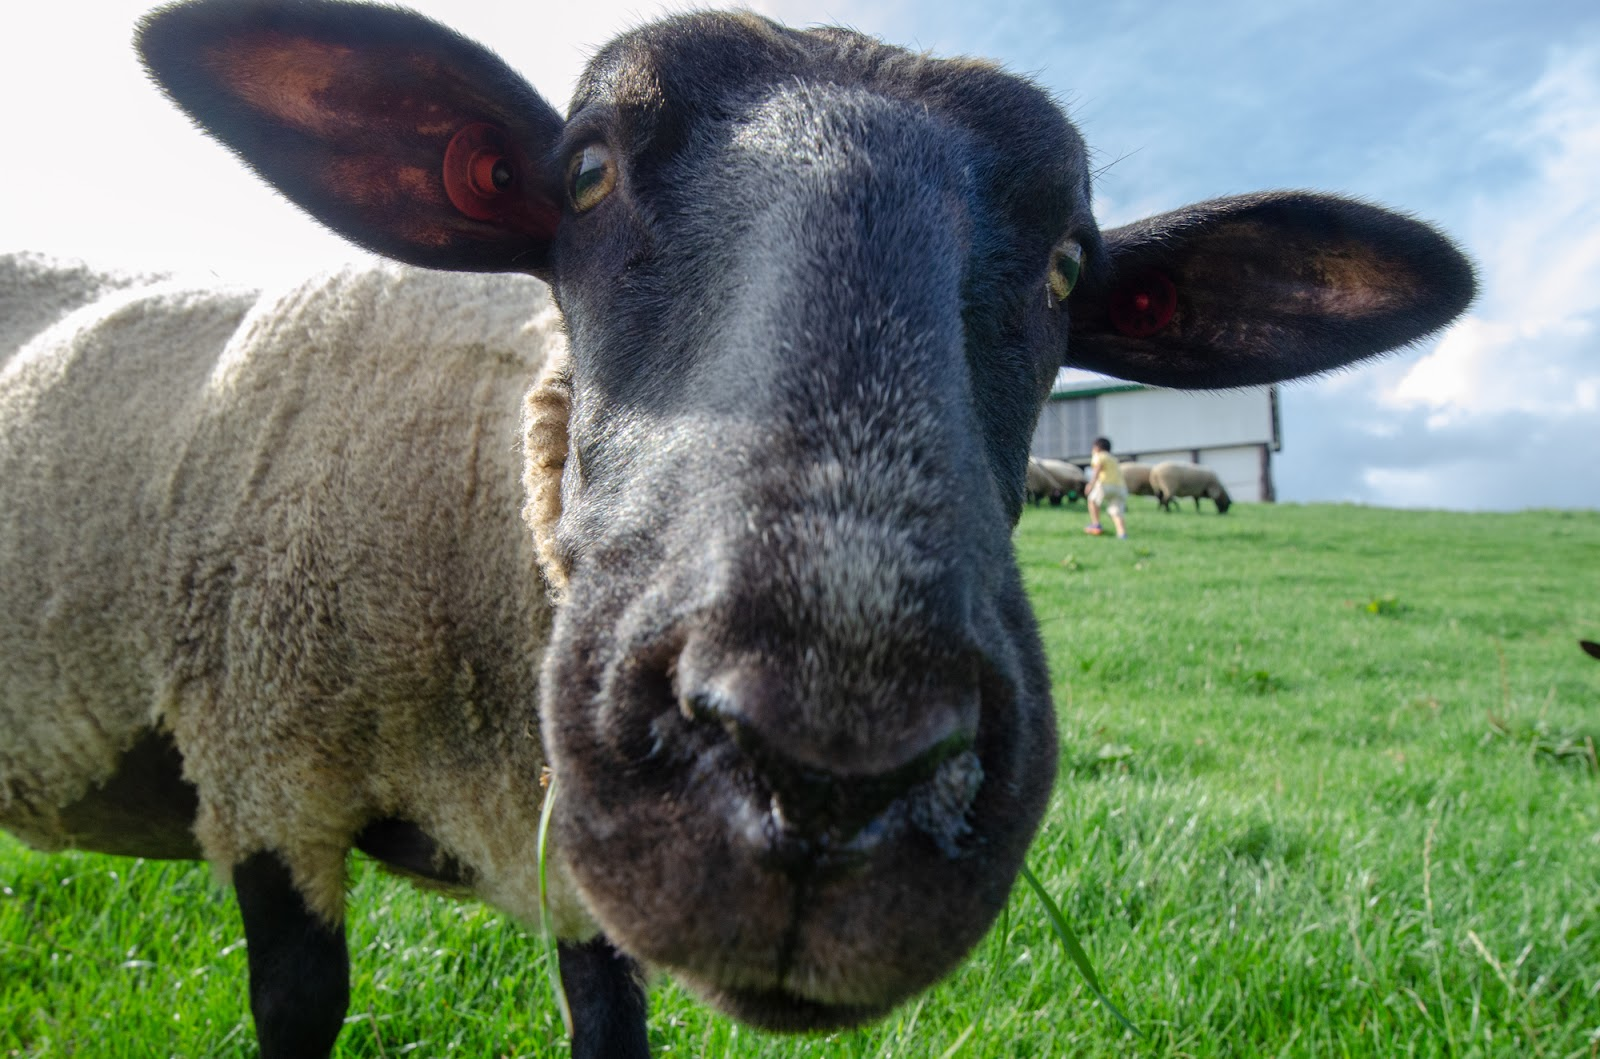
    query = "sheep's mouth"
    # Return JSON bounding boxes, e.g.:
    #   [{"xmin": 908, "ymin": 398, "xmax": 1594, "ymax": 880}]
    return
[
  {"xmin": 546, "ymin": 639, "xmax": 1045, "ymax": 1025},
  {"xmin": 651, "ymin": 685, "xmax": 1015, "ymax": 1011},
  {"xmin": 541, "ymin": 557, "xmax": 1057, "ymax": 1033}
]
